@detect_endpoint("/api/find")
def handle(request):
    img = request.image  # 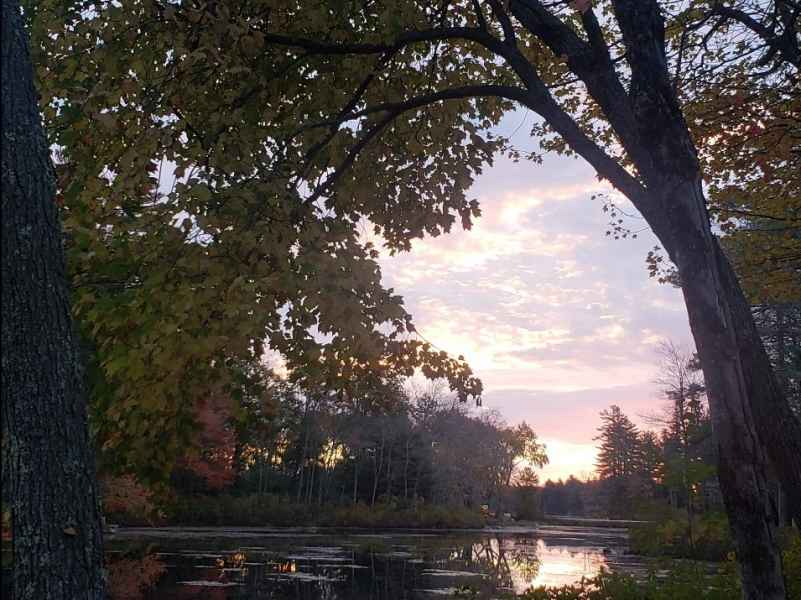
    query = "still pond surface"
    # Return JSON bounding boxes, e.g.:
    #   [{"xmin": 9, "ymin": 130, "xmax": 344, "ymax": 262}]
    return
[{"xmin": 98, "ymin": 524, "xmax": 646, "ymax": 599}]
